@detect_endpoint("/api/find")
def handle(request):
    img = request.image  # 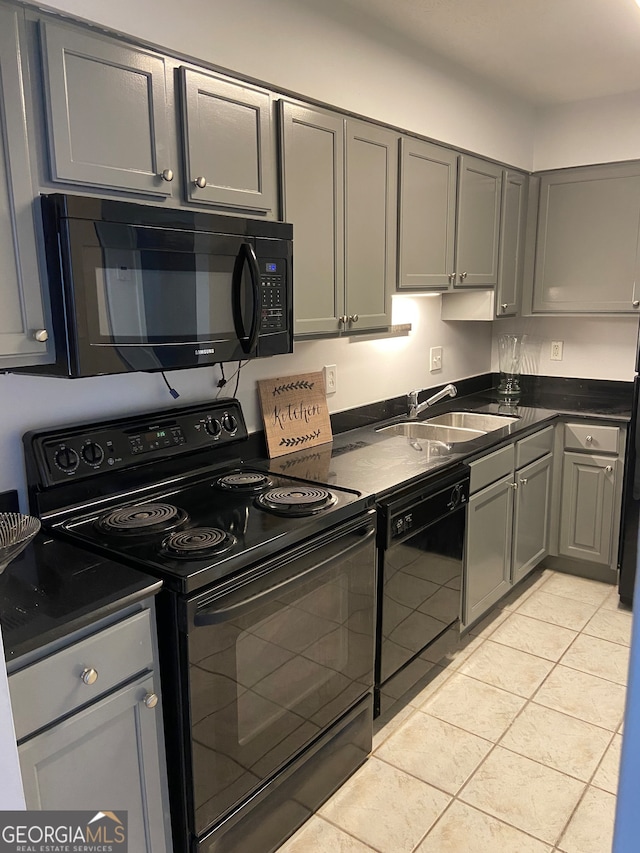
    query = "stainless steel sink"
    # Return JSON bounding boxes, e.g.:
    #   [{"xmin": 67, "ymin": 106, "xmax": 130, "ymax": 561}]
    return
[
  {"xmin": 376, "ymin": 422, "xmax": 484, "ymax": 443},
  {"xmin": 425, "ymin": 412, "xmax": 519, "ymax": 431}
]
